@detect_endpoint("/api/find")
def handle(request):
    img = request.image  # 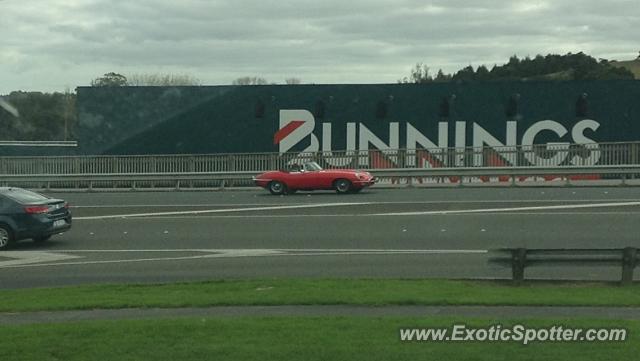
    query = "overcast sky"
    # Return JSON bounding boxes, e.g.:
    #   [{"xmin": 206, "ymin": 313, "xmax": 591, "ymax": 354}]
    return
[{"xmin": 1, "ymin": 0, "xmax": 638, "ymax": 93}]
